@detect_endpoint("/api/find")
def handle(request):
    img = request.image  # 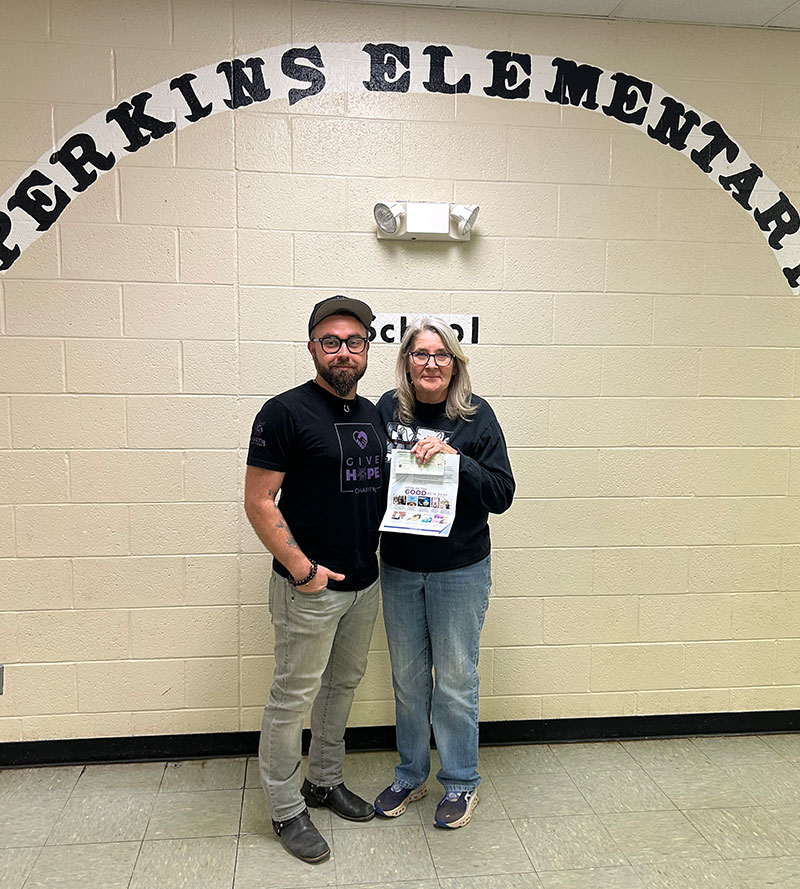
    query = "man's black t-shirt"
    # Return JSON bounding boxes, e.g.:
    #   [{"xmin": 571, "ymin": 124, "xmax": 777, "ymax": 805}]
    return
[{"xmin": 247, "ymin": 381, "xmax": 385, "ymax": 591}]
